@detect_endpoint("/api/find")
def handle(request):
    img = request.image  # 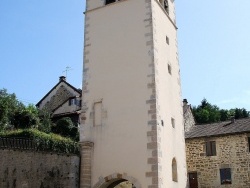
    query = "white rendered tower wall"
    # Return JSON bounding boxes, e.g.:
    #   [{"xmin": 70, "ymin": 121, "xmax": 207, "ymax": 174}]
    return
[{"xmin": 80, "ymin": 0, "xmax": 187, "ymax": 187}]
